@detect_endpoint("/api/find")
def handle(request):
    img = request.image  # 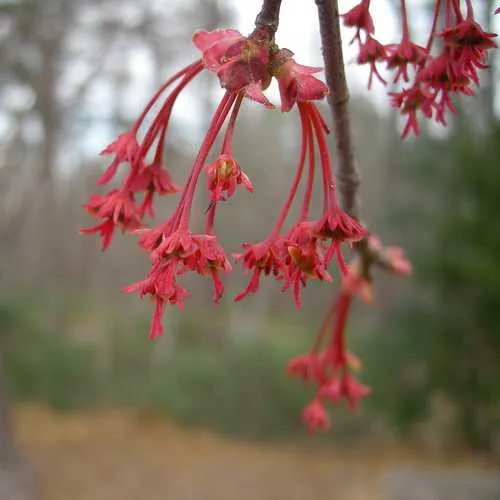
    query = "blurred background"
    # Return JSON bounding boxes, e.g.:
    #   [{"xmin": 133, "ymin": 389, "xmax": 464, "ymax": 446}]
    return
[{"xmin": 0, "ymin": 0, "xmax": 499, "ymax": 499}]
